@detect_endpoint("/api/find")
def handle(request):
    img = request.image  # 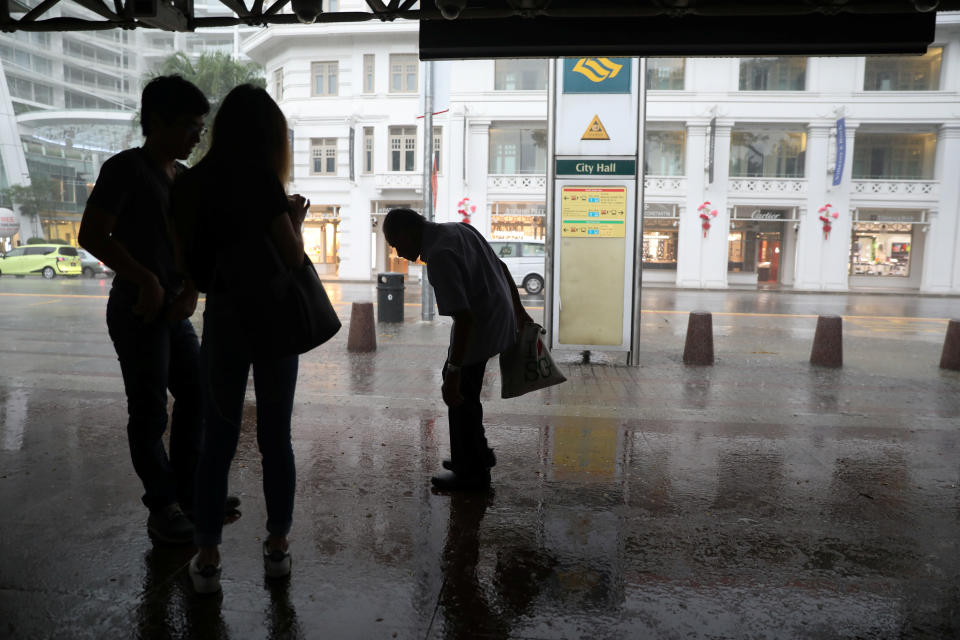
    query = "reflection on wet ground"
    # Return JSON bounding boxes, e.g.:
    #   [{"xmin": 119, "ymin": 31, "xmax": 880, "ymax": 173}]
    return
[{"xmin": 1, "ymin": 280, "xmax": 959, "ymax": 638}]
